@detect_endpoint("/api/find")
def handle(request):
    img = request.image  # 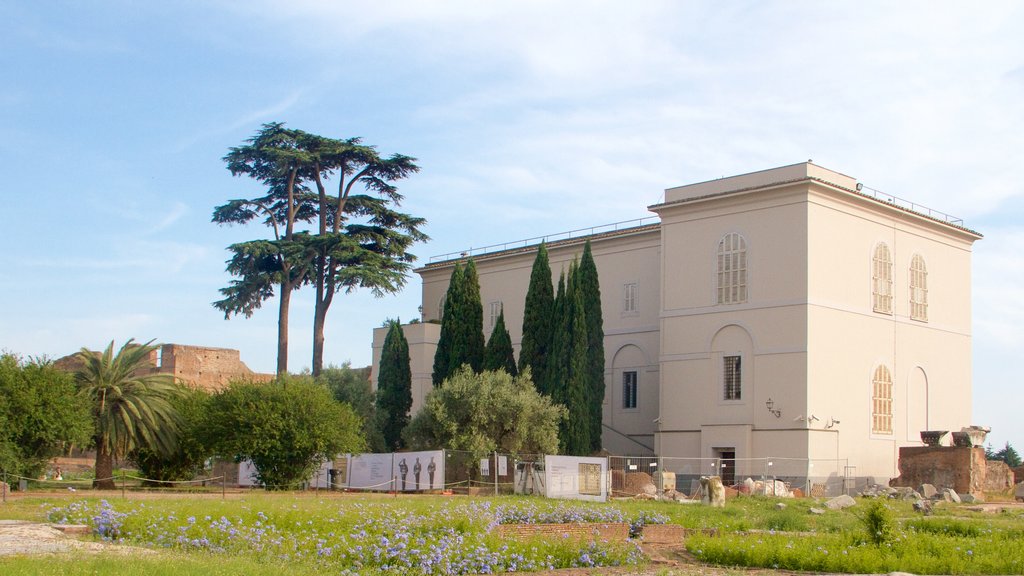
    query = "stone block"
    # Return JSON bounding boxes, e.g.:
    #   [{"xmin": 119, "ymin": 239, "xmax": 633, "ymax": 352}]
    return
[
  {"xmin": 944, "ymin": 488, "xmax": 961, "ymax": 503},
  {"xmin": 1015, "ymin": 481, "xmax": 1024, "ymax": 502},
  {"xmin": 984, "ymin": 460, "xmax": 1015, "ymax": 492},
  {"xmin": 824, "ymin": 494, "xmax": 856, "ymax": 510},
  {"xmin": 652, "ymin": 471, "xmax": 676, "ymax": 493},
  {"xmin": 700, "ymin": 476, "xmax": 725, "ymax": 507},
  {"xmin": 919, "ymin": 483, "xmax": 937, "ymax": 499}
]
